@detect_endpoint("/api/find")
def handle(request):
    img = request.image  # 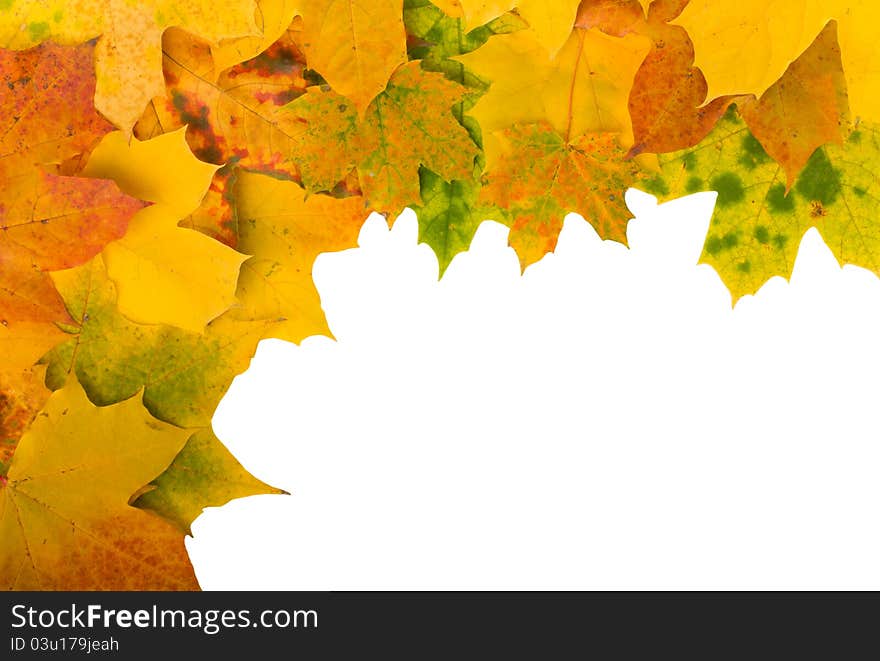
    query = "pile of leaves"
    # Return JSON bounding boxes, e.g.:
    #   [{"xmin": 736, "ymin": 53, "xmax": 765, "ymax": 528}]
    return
[{"xmin": 1, "ymin": 0, "xmax": 877, "ymax": 589}]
